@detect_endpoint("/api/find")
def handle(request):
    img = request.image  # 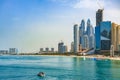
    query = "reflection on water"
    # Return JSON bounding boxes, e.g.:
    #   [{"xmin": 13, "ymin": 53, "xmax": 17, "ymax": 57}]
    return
[
  {"xmin": 111, "ymin": 60, "xmax": 120, "ymax": 79},
  {"xmin": 0, "ymin": 55, "xmax": 120, "ymax": 80}
]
